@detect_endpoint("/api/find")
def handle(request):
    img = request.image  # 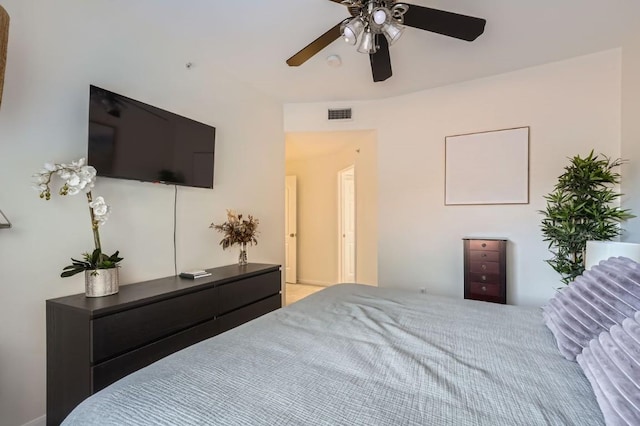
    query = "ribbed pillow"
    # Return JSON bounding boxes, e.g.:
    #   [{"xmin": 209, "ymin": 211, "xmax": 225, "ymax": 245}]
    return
[
  {"xmin": 577, "ymin": 311, "xmax": 640, "ymax": 426},
  {"xmin": 542, "ymin": 257, "xmax": 640, "ymax": 360}
]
